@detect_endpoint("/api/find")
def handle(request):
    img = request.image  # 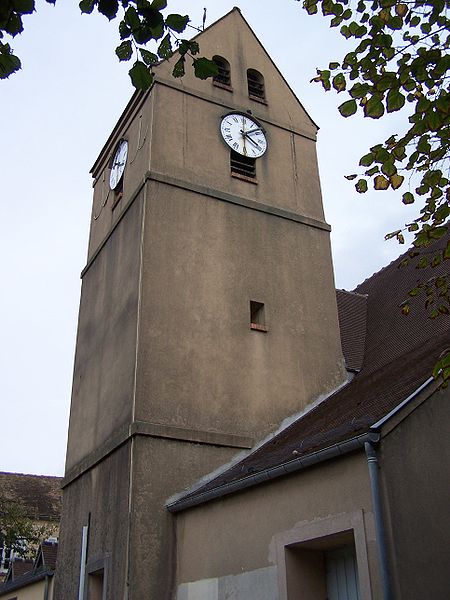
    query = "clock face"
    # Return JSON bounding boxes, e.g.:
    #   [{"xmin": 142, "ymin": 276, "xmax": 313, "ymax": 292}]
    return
[
  {"xmin": 220, "ymin": 113, "xmax": 267, "ymax": 158},
  {"xmin": 109, "ymin": 139, "xmax": 128, "ymax": 190}
]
